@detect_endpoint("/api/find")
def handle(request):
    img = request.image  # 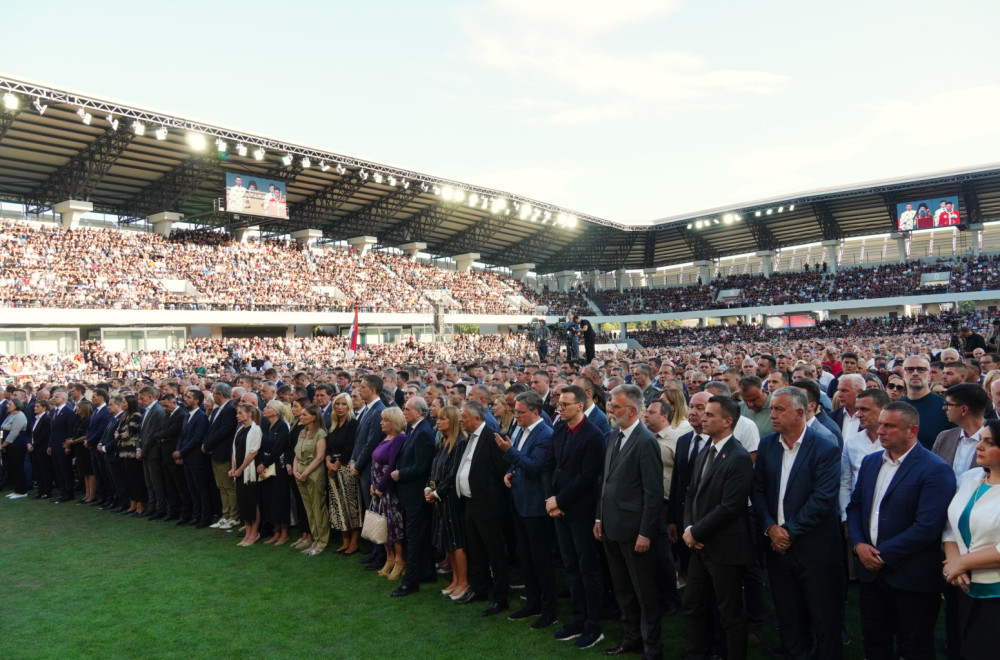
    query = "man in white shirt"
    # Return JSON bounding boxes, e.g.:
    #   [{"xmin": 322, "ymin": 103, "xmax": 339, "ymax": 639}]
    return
[
  {"xmin": 834, "ymin": 374, "xmax": 866, "ymax": 439},
  {"xmin": 932, "ymin": 383, "xmax": 988, "ymax": 478},
  {"xmin": 644, "ymin": 399, "xmax": 681, "ymax": 616},
  {"xmin": 839, "ymin": 389, "xmax": 890, "ymax": 520},
  {"xmin": 704, "ymin": 381, "xmax": 759, "ymax": 458}
]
